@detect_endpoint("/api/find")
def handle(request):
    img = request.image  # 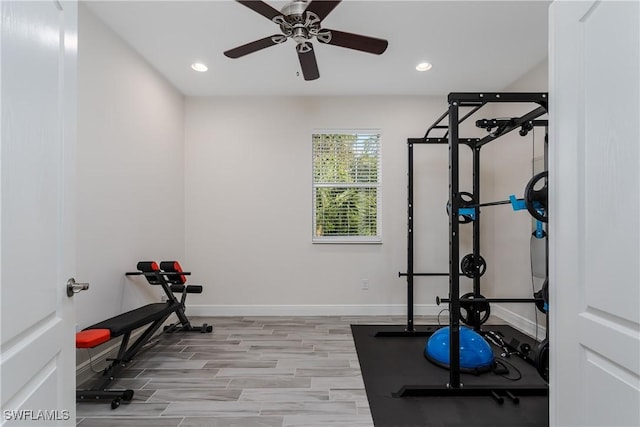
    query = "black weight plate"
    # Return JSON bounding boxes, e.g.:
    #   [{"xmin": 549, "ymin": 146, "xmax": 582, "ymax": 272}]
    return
[
  {"xmin": 460, "ymin": 254, "xmax": 487, "ymax": 278},
  {"xmin": 459, "ymin": 292, "xmax": 491, "ymax": 326},
  {"xmin": 524, "ymin": 171, "xmax": 548, "ymax": 223},
  {"xmin": 535, "ymin": 338, "xmax": 549, "ymax": 382}
]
